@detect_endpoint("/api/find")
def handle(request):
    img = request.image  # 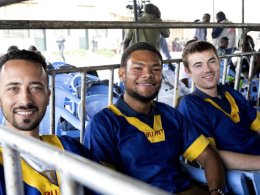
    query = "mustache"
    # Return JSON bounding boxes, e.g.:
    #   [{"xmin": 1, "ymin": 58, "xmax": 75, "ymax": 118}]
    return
[{"xmin": 14, "ymin": 104, "xmax": 38, "ymax": 111}]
